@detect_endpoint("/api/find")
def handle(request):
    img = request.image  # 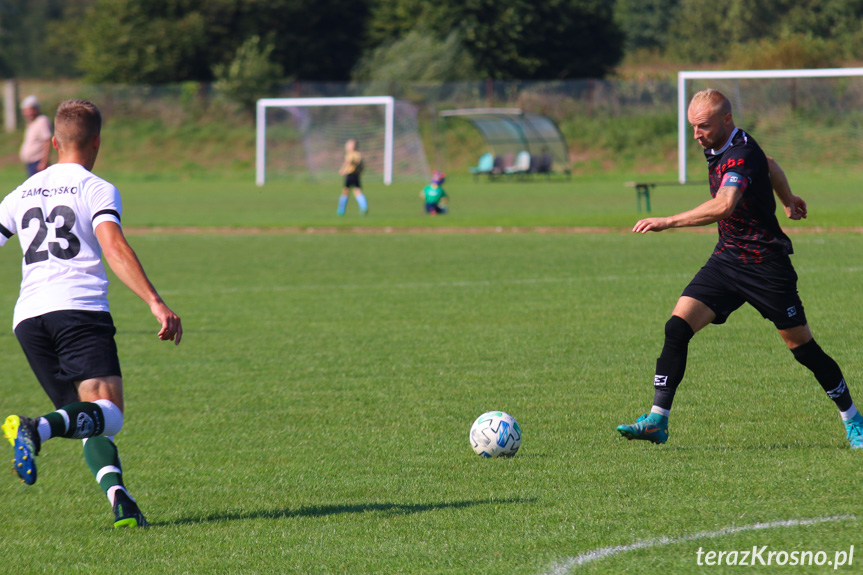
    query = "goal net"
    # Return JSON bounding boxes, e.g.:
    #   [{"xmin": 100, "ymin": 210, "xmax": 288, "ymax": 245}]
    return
[
  {"xmin": 256, "ymin": 96, "xmax": 430, "ymax": 185},
  {"xmin": 678, "ymin": 68, "xmax": 863, "ymax": 182}
]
